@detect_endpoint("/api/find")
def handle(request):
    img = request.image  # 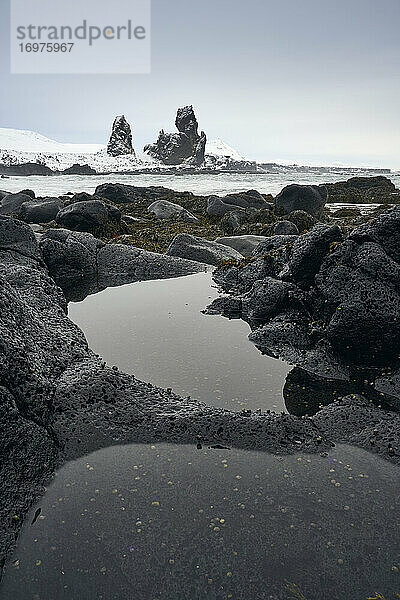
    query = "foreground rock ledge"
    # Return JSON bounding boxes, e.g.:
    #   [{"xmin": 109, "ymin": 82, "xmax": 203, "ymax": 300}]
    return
[{"xmin": 1, "ymin": 216, "xmax": 400, "ymax": 575}]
